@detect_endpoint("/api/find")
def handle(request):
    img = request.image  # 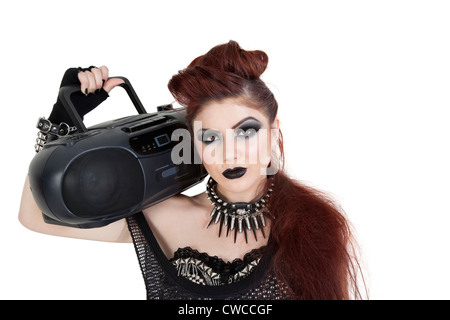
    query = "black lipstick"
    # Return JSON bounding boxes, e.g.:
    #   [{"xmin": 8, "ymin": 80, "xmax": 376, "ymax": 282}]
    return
[{"xmin": 222, "ymin": 167, "xmax": 247, "ymax": 179}]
